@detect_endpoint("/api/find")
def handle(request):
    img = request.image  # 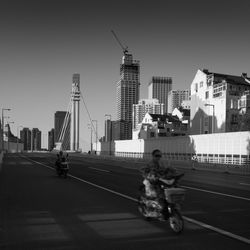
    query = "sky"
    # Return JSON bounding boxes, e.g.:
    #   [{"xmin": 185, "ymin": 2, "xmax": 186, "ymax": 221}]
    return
[{"xmin": 0, "ymin": 0, "xmax": 250, "ymax": 151}]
